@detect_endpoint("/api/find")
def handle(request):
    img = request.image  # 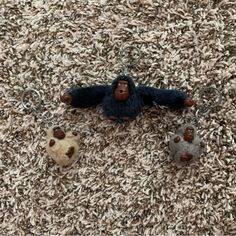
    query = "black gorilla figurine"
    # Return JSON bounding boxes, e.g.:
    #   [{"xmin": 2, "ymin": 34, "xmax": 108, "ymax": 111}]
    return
[{"xmin": 61, "ymin": 75, "xmax": 194, "ymax": 122}]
